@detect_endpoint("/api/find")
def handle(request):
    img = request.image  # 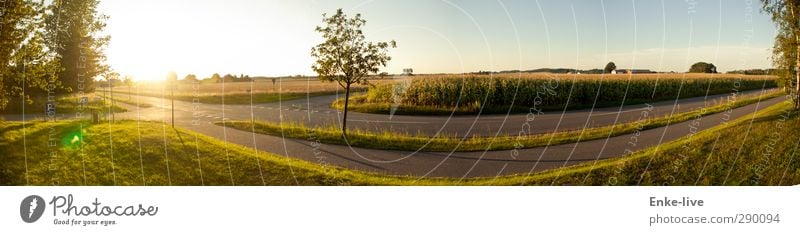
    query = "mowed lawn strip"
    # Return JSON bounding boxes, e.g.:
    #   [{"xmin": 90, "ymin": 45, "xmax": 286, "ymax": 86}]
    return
[{"xmin": 223, "ymin": 91, "xmax": 785, "ymax": 152}]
